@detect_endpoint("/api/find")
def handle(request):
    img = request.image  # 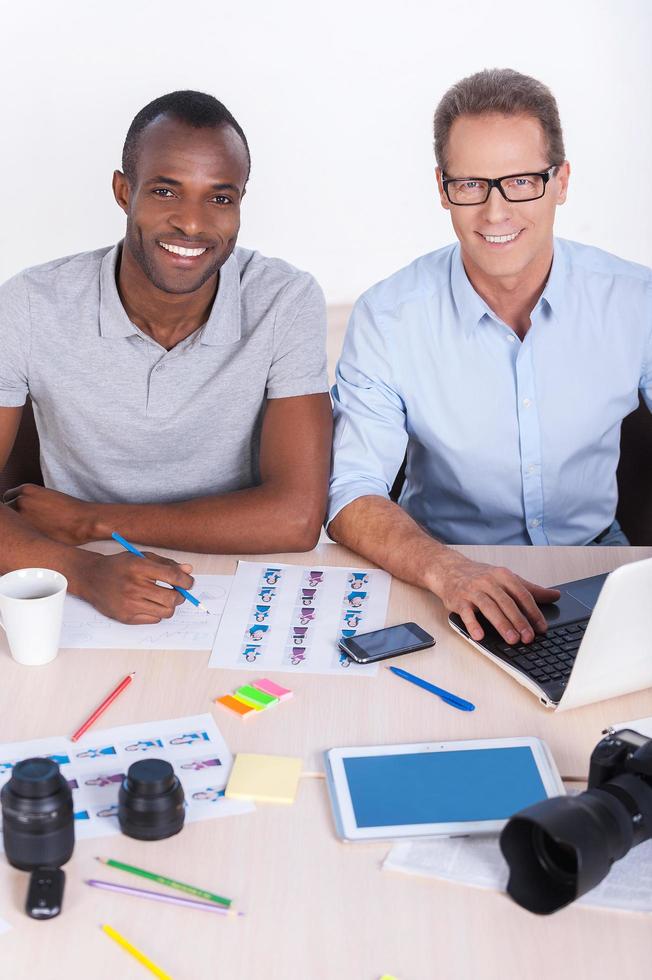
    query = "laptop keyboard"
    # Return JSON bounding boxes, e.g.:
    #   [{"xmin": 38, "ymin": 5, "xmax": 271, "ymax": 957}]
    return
[{"xmin": 492, "ymin": 621, "xmax": 589, "ymax": 689}]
